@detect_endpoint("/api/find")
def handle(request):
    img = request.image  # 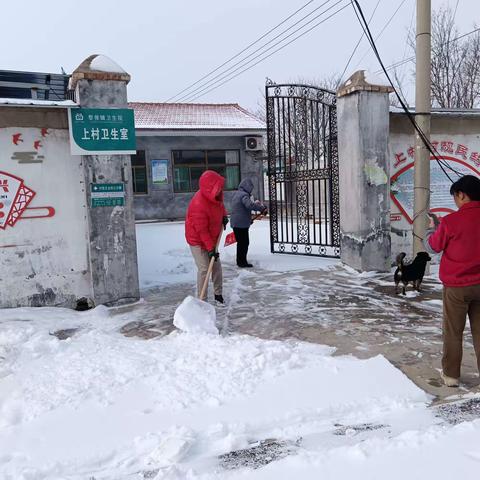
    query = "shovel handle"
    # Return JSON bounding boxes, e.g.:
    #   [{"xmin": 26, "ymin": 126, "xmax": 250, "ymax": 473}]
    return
[{"xmin": 199, "ymin": 226, "xmax": 223, "ymax": 301}]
